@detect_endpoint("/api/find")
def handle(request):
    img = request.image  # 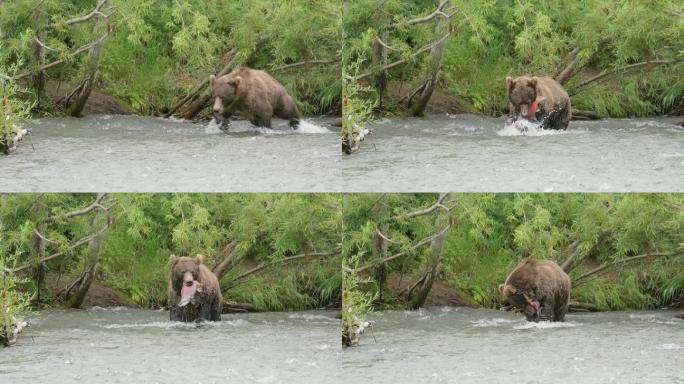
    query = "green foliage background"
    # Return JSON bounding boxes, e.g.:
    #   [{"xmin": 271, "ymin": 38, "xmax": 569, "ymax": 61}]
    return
[
  {"xmin": 0, "ymin": 0, "xmax": 342, "ymax": 115},
  {"xmin": 0, "ymin": 193, "xmax": 342, "ymax": 311},
  {"xmin": 344, "ymin": 0, "xmax": 684, "ymax": 117},
  {"xmin": 343, "ymin": 193, "xmax": 684, "ymax": 310}
]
